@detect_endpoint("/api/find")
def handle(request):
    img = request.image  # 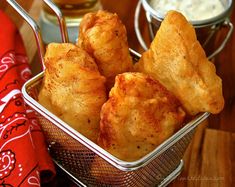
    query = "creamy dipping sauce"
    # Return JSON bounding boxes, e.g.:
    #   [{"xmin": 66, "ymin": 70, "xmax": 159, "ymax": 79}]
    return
[{"xmin": 150, "ymin": 0, "xmax": 225, "ymax": 21}]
